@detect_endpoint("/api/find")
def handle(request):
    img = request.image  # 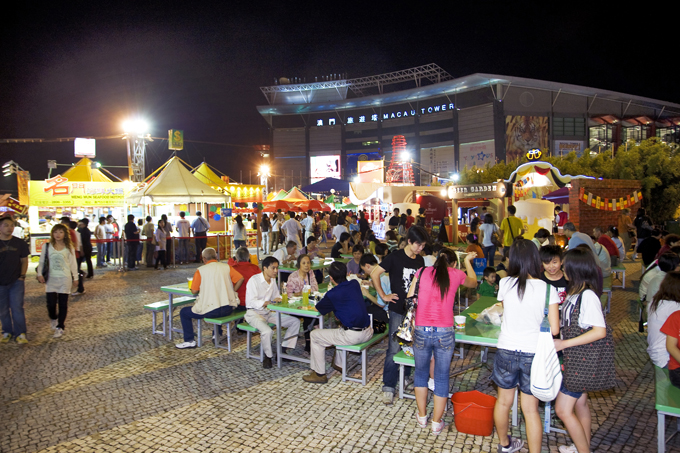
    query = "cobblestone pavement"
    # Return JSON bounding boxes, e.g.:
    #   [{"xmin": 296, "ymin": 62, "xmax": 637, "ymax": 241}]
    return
[{"xmin": 1, "ymin": 257, "xmax": 678, "ymax": 452}]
